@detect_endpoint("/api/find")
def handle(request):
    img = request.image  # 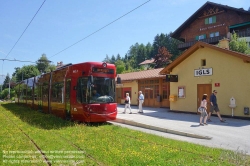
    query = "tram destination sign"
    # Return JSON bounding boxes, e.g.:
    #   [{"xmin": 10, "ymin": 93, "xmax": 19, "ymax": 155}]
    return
[
  {"xmin": 194, "ymin": 68, "xmax": 212, "ymax": 76},
  {"xmin": 92, "ymin": 67, "xmax": 114, "ymax": 74}
]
